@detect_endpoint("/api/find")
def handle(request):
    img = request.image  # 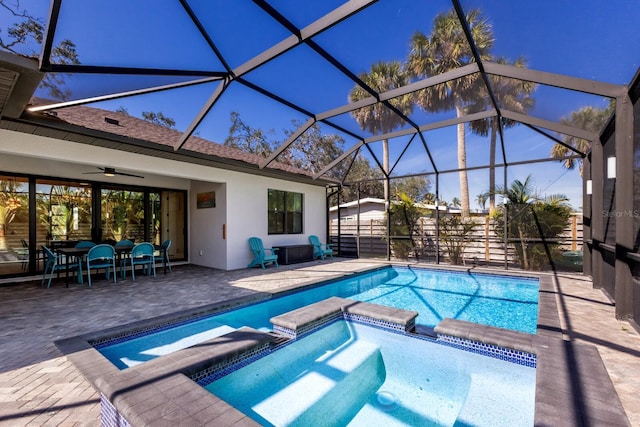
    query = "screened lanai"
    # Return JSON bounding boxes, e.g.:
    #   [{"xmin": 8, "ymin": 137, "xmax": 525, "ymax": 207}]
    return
[{"xmin": 0, "ymin": 1, "xmax": 639, "ymax": 326}]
